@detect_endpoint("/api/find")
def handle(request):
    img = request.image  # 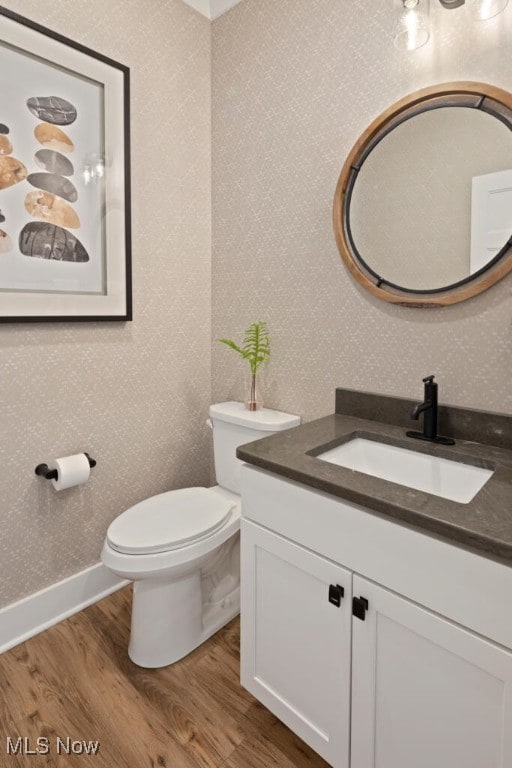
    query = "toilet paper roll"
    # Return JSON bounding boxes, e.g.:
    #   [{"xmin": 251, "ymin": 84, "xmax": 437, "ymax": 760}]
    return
[{"xmin": 51, "ymin": 453, "xmax": 90, "ymax": 491}]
